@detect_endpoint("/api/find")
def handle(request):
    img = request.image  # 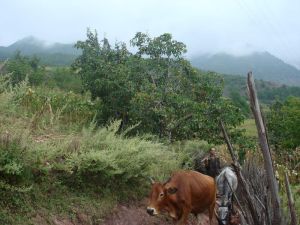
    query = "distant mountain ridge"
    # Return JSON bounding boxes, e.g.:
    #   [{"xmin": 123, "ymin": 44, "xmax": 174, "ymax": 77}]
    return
[
  {"xmin": 191, "ymin": 52, "xmax": 300, "ymax": 86},
  {"xmin": 0, "ymin": 36, "xmax": 81, "ymax": 66},
  {"xmin": 2, "ymin": 37, "xmax": 300, "ymax": 86}
]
